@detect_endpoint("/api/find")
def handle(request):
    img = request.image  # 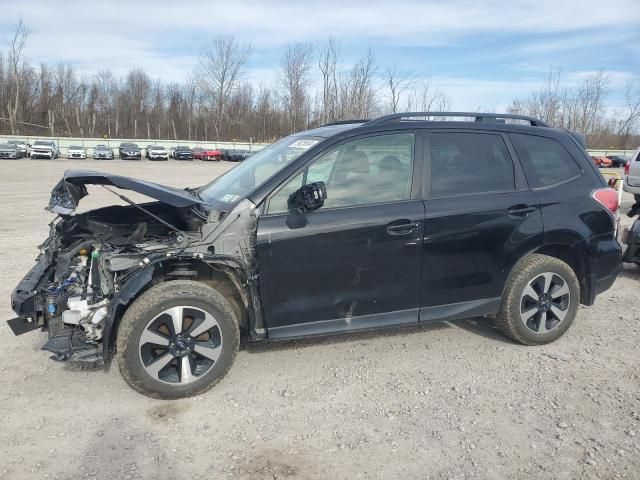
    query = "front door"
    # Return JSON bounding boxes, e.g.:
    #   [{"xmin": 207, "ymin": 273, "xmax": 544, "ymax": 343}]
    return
[
  {"xmin": 420, "ymin": 130, "xmax": 543, "ymax": 320},
  {"xmin": 256, "ymin": 132, "xmax": 425, "ymax": 338}
]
